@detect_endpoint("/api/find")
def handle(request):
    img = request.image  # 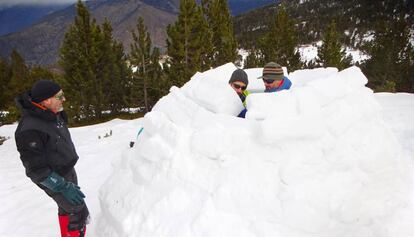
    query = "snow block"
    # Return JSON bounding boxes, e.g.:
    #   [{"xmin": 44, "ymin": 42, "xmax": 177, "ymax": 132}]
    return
[{"xmin": 98, "ymin": 65, "xmax": 411, "ymax": 237}]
